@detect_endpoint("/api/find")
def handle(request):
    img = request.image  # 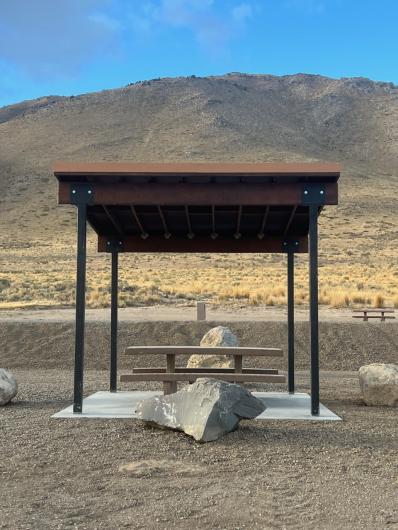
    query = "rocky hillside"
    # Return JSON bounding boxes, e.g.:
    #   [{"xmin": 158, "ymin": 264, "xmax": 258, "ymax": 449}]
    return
[
  {"xmin": 0, "ymin": 73, "xmax": 397, "ymax": 242},
  {"xmin": 0, "ymin": 73, "xmax": 397, "ymax": 308}
]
